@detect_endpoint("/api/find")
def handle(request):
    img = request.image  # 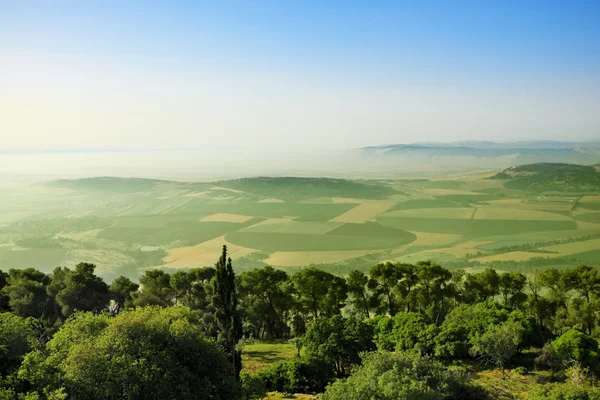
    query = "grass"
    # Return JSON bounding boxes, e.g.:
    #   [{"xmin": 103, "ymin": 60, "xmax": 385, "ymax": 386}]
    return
[
  {"xmin": 381, "ymin": 207, "xmax": 475, "ymax": 219},
  {"xmin": 473, "ymin": 207, "xmax": 572, "ymax": 221},
  {"xmin": 242, "ymin": 340, "xmax": 298, "ymax": 374},
  {"xmin": 225, "ymin": 229, "xmax": 416, "ymax": 252},
  {"xmin": 575, "ymin": 212, "xmax": 600, "ymax": 224}
]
